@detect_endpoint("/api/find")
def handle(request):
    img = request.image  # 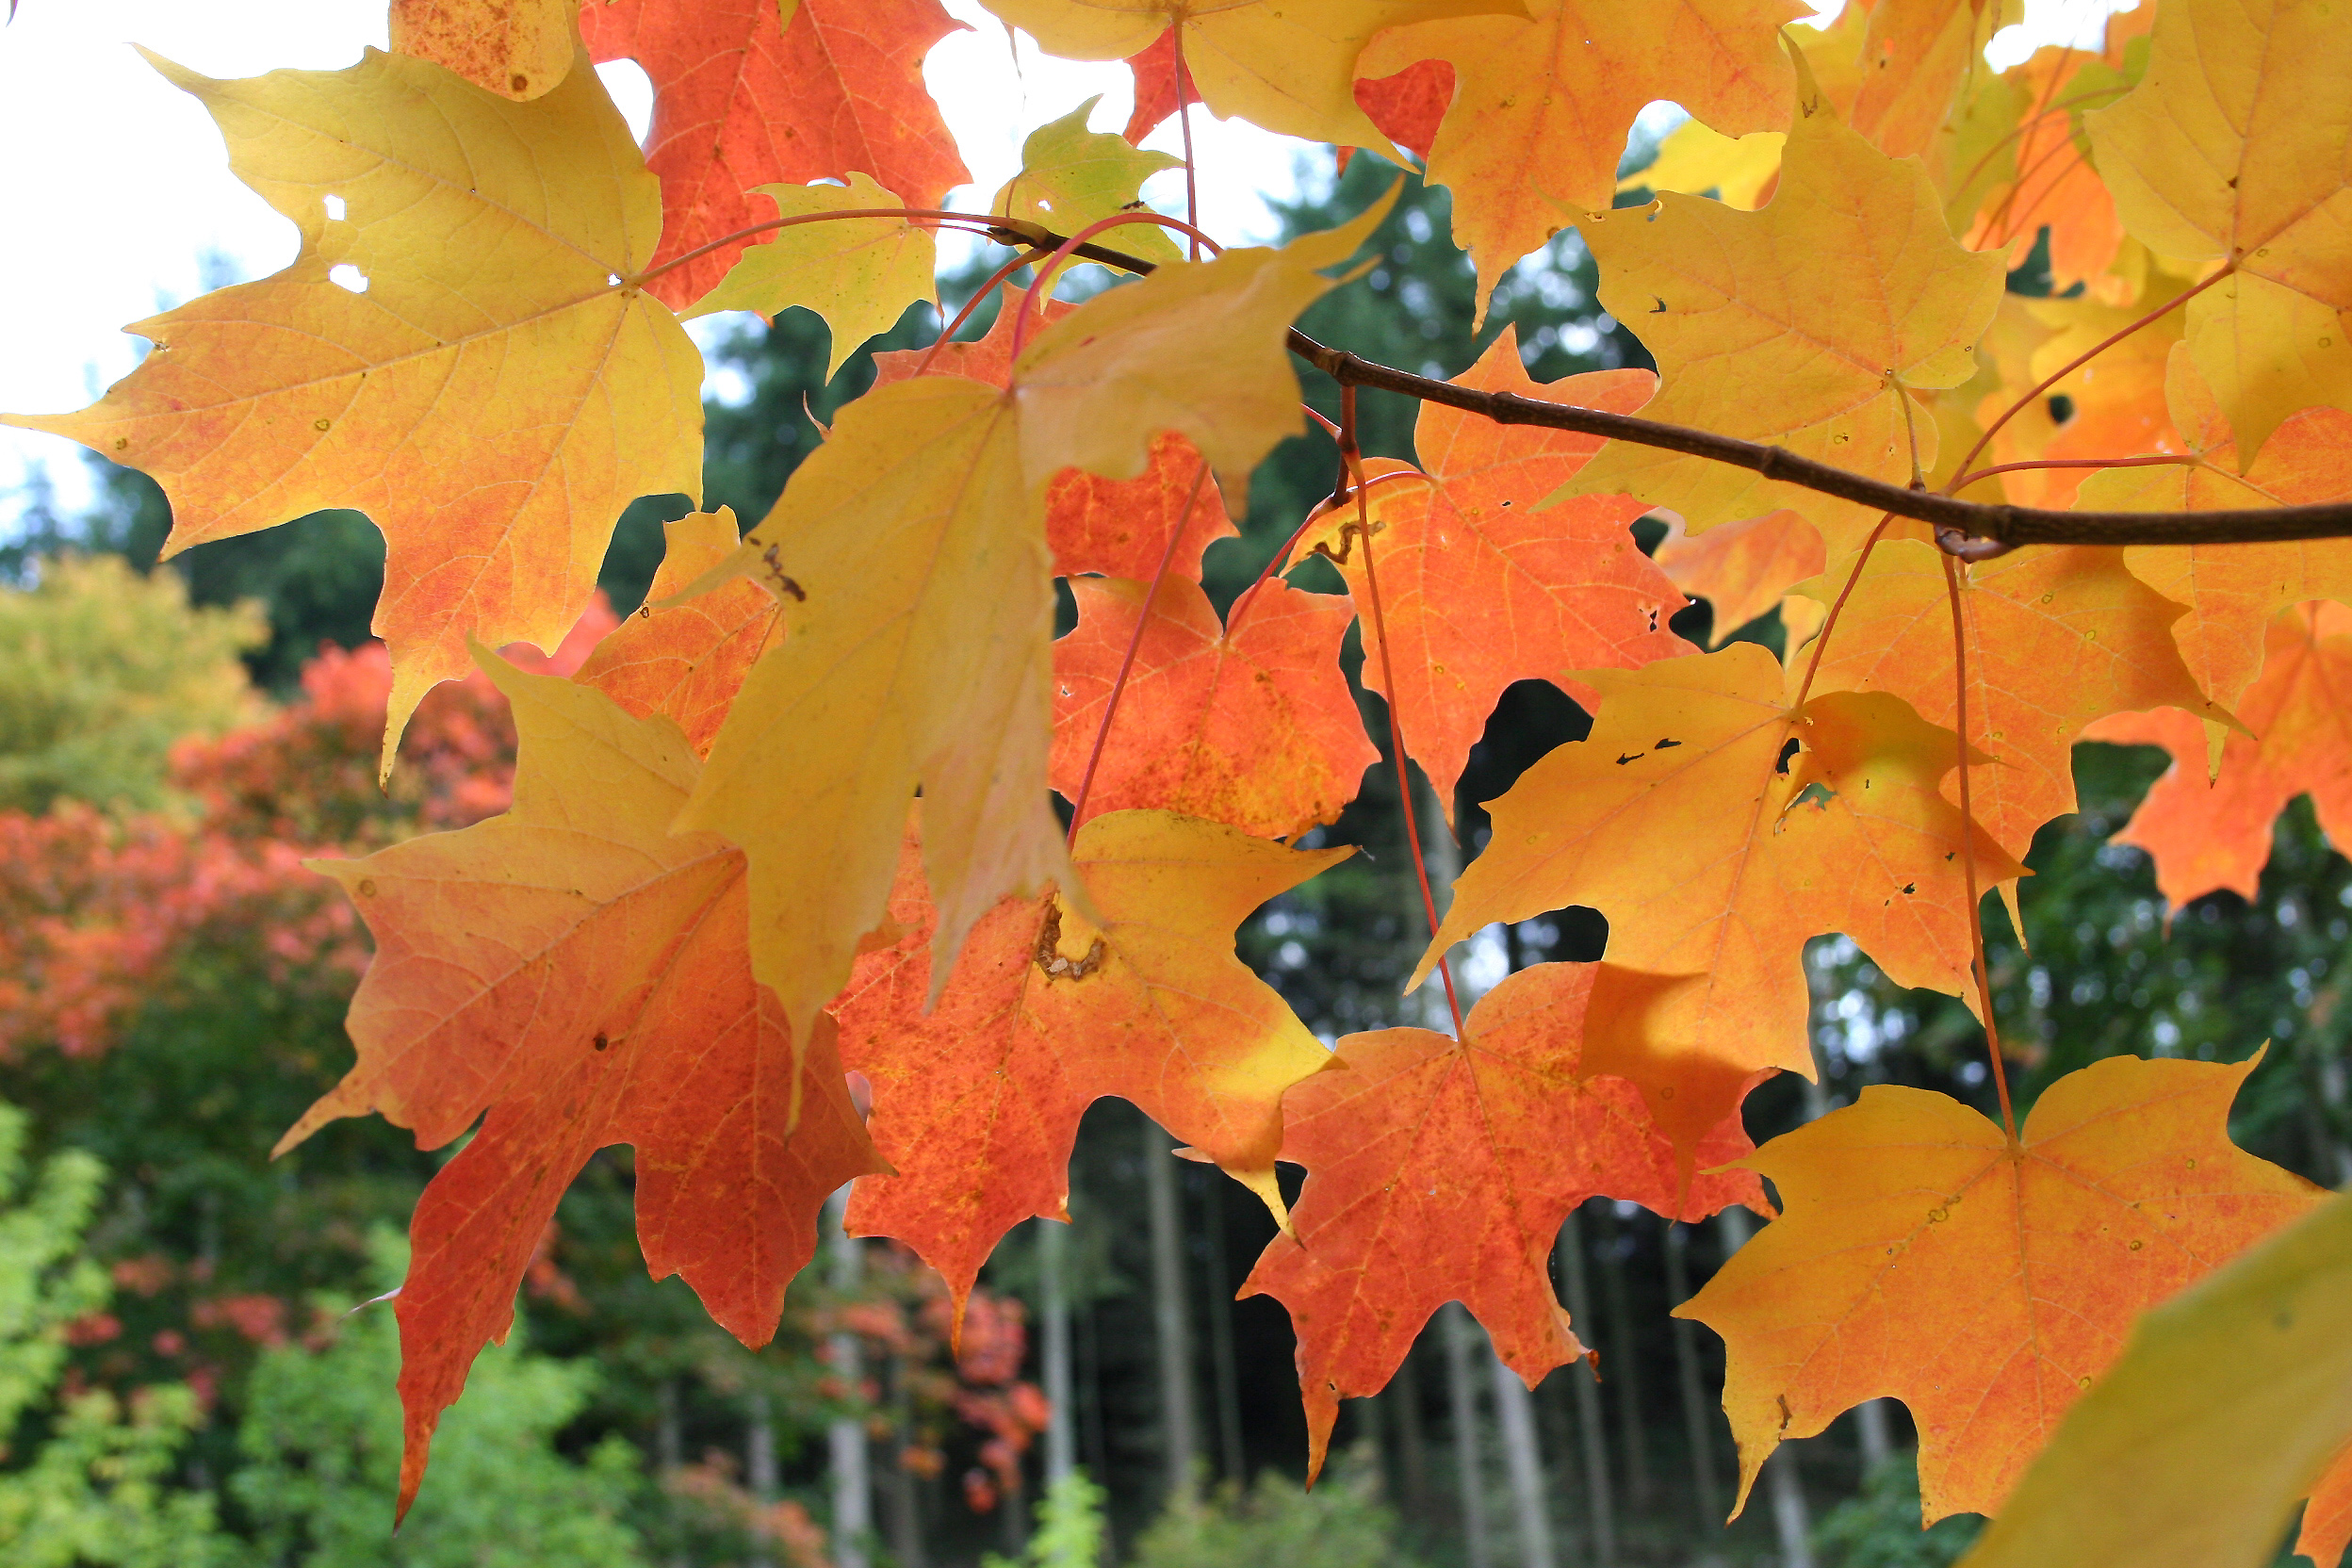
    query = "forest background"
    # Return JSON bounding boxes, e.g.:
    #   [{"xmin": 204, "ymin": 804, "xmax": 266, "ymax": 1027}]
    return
[{"xmin": 5, "ymin": 4, "xmax": 2349, "ymax": 1568}]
